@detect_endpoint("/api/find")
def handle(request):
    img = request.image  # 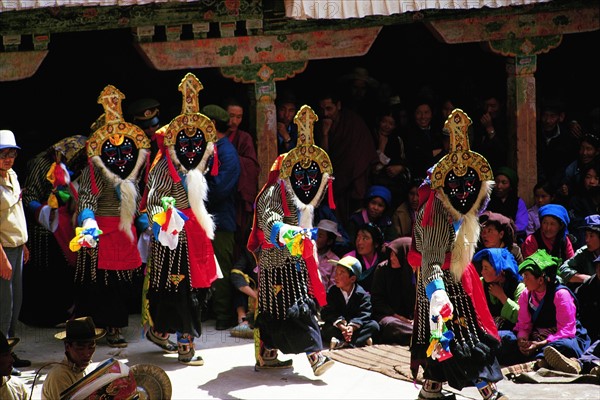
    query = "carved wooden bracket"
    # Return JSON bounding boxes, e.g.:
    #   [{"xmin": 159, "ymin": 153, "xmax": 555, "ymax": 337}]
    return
[
  {"xmin": 221, "ymin": 61, "xmax": 307, "ymax": 84},
  {"xmin": 485, "ymin": 35, "xmax": 561, "ymax": 57}
]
